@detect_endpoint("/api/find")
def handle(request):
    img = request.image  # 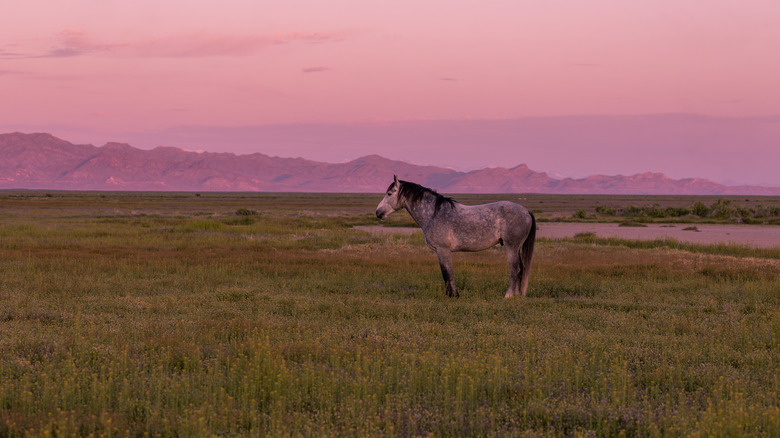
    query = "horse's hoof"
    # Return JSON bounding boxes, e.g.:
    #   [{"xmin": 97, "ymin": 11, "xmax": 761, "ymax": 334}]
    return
[{"xmin": 504, "ymin": 291, "xmax": 515, "ymax": 298}]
